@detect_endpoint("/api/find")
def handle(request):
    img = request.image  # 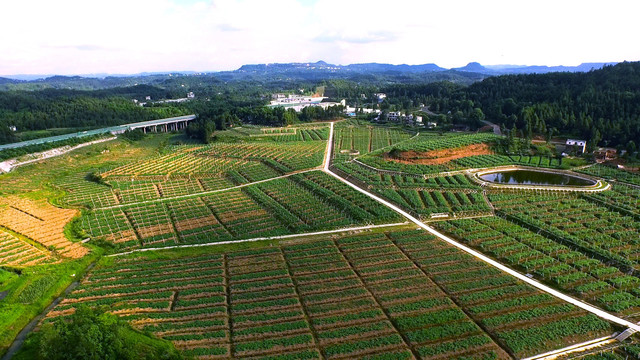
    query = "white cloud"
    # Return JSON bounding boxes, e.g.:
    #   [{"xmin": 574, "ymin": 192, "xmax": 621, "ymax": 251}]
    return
[{"xmin": 0, "ymin": 0, "xmax": 638, "ymax": 75}]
